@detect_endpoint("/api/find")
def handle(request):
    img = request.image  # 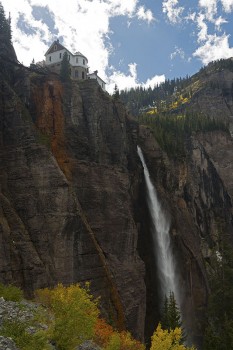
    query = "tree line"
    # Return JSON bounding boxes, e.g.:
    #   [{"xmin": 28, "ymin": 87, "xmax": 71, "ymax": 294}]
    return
[{"xmin": 138, "ymin": 112, "xmax": 228, "ymax": 159}]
